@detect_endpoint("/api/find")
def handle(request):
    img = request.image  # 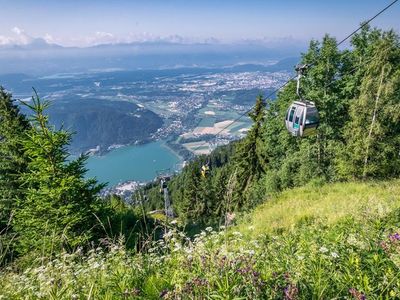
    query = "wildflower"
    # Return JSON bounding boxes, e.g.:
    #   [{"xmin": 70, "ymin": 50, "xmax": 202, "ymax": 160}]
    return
[
  {"xmin": 347, "ymin": 234, "xmax": 358, "ymax": 245},
  {"xmin": 380, "ymin": 241, "xmax": 389, "ymax": 252},
  {"xmin": 205, "ymin": 226, "xmax": 213, "ymax": 232},
  {"xmin": 123, "ymin": 288, "xmax": 140, "ymax": 297},
  {"xmin": 389, "ymin": 233, "xmax": 400, "ymax": 242},
  {"xmin": 349, "ymin": 288, "xmax": 366, "ymax": 300},
  {"xmin": 173, "ymin": 245, "xmax": 182, "ymax": 252},
  {"xmin": 319, "ymin": 246, "xmax": 329, "ymax": 253},
  {"xmin": 331, "ymin": 252, "xmax": 339, "ymax": 259},
  {"xmin": 91, "ymin": 262, "xmax": 101, "ymax": 269},
  {"xmin": 253, "ymin": 271, "xmax": 260, "ymax": 278},
  {"xmin": 159, "ymin": 289, "xmax": 169, "ymax": 298},
  {"xmin": 170, "ymin": 219, "xmax": 178, "ymax": 225},
  {"xmin": 284, "ymin": 283, "xmax": 299, "ymax": 300},
  {"xmin": 192, "ymin": 277, "xmax": 208, "ymax": 287}
]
